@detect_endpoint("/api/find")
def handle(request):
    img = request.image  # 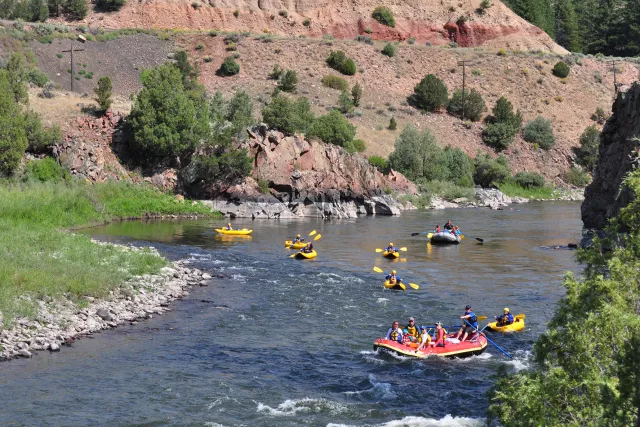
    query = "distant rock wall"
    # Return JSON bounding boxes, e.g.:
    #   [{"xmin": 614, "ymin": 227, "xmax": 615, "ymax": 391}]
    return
[{"xmin": 582, "ymin": 83, "xmax": 640, "ymax": 229}]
